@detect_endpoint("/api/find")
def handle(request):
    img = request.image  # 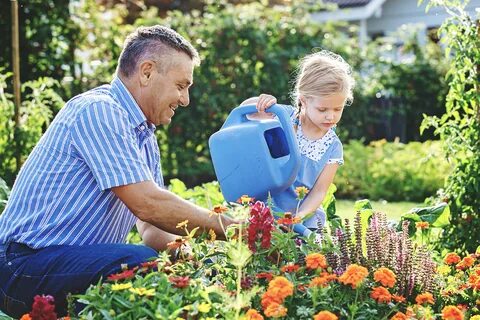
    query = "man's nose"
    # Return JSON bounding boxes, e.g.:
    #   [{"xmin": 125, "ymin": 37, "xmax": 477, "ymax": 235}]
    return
[{"xmin": 179, "ymin": 92, "xmax": 190, "ymax": 107}]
